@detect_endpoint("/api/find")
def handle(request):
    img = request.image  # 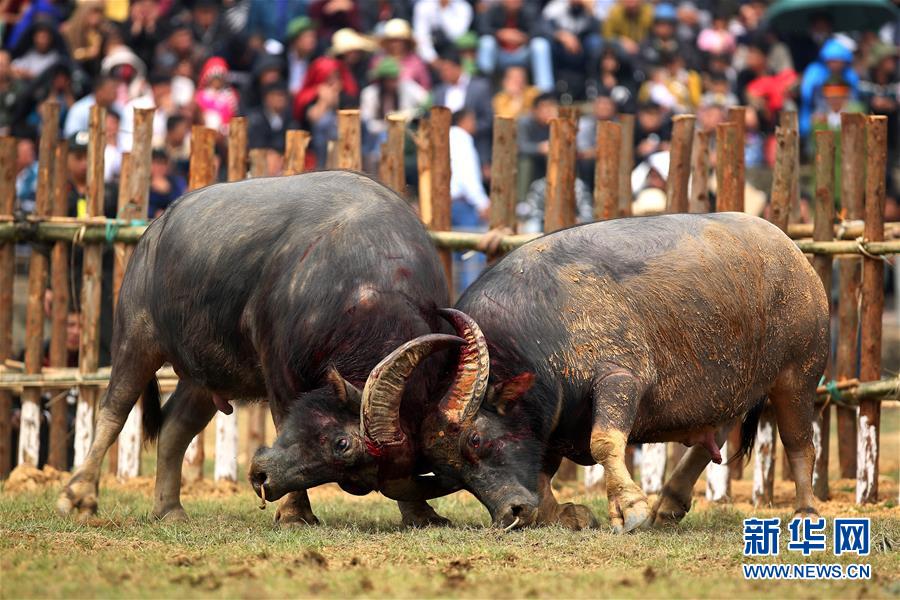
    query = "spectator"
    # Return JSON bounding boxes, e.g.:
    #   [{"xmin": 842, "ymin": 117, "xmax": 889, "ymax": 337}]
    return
[
  {"xmin": 603, "ymin": 0, "xmax": 655, "ymax": 56},
  {"xmin": 786, "ymin": 11, "xmax": 833, "ymax": 74},
  {"xmin": 541, "ymin": 0, "xmax": 602, "ymax": 99},
  {"xmin": 799, "ymin": 39, "xmax": 859, "ymax": 138},
  {"xmin": 119, "ymin": 71, "xmax": 173, "ymax": 151},
  {"xmin": 148, "ymin": 149, "xmax": 186, "ymax": 218},
  {"xmin": 64, "ymin": 75, "xmax": 118, "ymax": 138},
  {"xmin": 294, "ymin": 57, "xmax": 355, "ymax": 166},
  {"xmin": 518, "ymin": 176, "xmax": 594, "ymax": 233},
  {"xmin": 360, "ymin": 0, "xmax": 413, "ymax": 34},
  {"xmin": 493, "ymin": 65, "xmax": 540, "ymax": 119},
  {"xmin": 309, "ymin": 0, "xmax": 362, "ymax": 40},
  {"xmin": 329, "ymin": 28, "xmax": 376, "ymax": 99},
  {"xmin": 195, "ymin": 57, "xmax": 239, "ymax": 135},
  {"xmin": 360, "ymin": 57, "xmax": 428, "ymax": 168},
  {"xmin": 62, "ymin": 0, "xmax": 105, "ymax": 78},
  {"xmin": 516, "ymin": 92, "xmax": 557, "ymax": 198},
  {"xmin": 164, "ymin": 115, "xmax": 191, "ymax": 180},
  {"xmin": 455, "ymin": 31, "xmax": 480, "ymax": 77},
  {"xmin": 412, "ymin": 0, "xmax": 473, "ymax": 66},
  {"xmin": 286, "ymin": 17, "xmax": 319, "ymax": 96},
  {"xmin": 241, "ymin": 53, "xmax": 285, "ymax": 115},
  {"xmin": 433, "ymin": 47, "xmax": 493, "ymax": 166},
  {"xmin": 153, "ymin": 19, "xmax": 201, "ymax": 75},
  {"xmin": 477, "ymin": 0, "xmax": 554, "ymax": 92},
  {"xmin": 638, "ymin": 3, "xmax": 698, "ymax": 78},
  {"xmin": 701, "ymin": 72, "xmax": 739, "ymax": 109},
  {"xmin": 639, "ymin": 51, "xmax": 702, "ymax": 114},
  {"xmin": 449, "ymin": 108, "xmax": 489, "ymax": 291},
  {"xmin": 247, "ymin": 0, "xmax": 308, "ymax": 45},
  {"xmin": 859, "ymin": 43, "xmax": 899, "ymax": 168},
  {"xmin": 191, "ymin": 0, "xmax": 227, "ymax": 56},
  {"xmin": 576, "ymin": 94, "xmax": 618, "ymax": 186},
  {"xmin": 10, "ymin": 15, "xmax": 67, "ymax": 80},
  {"xmin": 15, "ymin": 135, "xmax": 38, "ymax": 212},
  {"xmin": 0, "ymin": 50, "xmax": 27, "ymax": 135},
  {"xmin": 590, "ymin": 45, "xmax": 637, "ymax": 111},
  {"xmin": 633, "ymin": 100, "xmax": 671, "ymax": 163},
  {"xmin": 371, "ymin": 18, "xmax": 431, "ymax": 90},
  {"xmin": 99, "ymin": 27, "xmax": 149, "ymax": 108},
  {"xmin": 696, "ymin": 11, "xmax": 736, "ymax": 56},
  {"xmin": 124, "ymin": 0, "xmax": 162, "ymax": 72},
  {"xmin": 248, "ymin": 82, "xmax": 294, "ymax": 154}
]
